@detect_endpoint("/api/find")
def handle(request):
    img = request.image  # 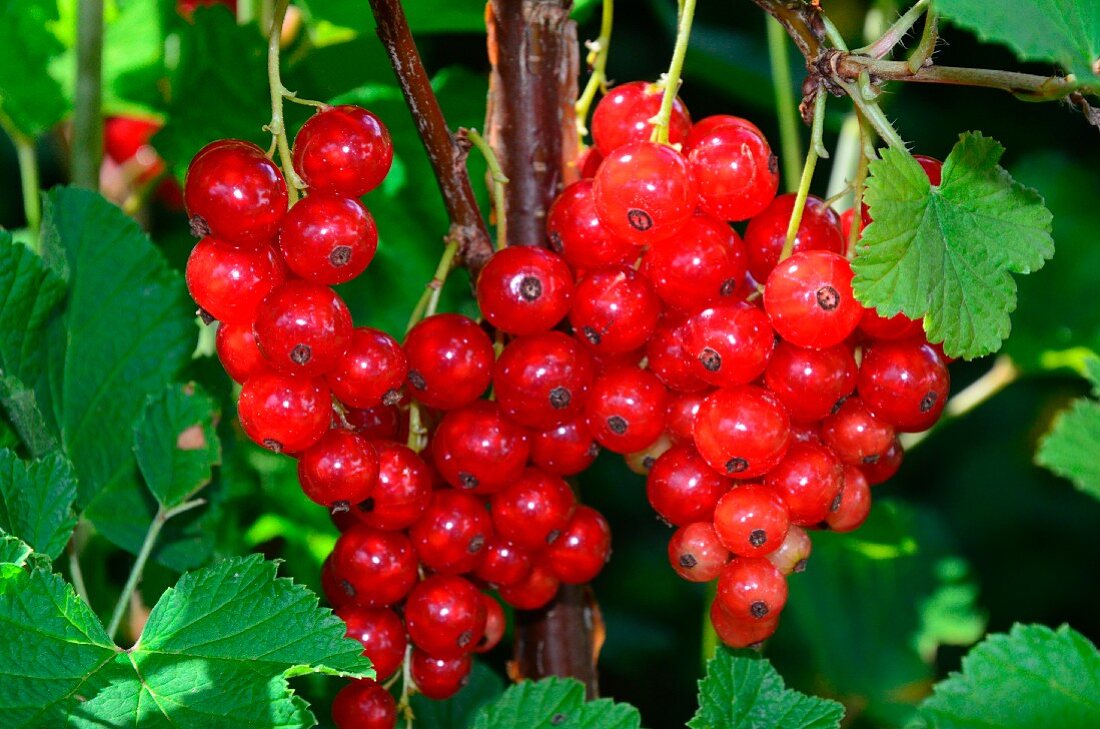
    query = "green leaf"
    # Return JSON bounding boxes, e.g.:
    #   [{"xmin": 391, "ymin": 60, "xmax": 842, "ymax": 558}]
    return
[
  {"xmin": 0, "ymin": 534, "xmax": 33, "ymax": 566},
  {"xmin": 914, "ymin": 624, "xmax": 1100, "ymax": 728},
  {"xmin": 0, "ymin": 449, "xmax": 77, "ymax": 559},
  {"xmin": 134, "ymin": 383, "xmax": 221, "ymax": 509},
  {"xmin": 410, "ymin": 661, "xmax": 505, "ymax": 729},
  {"xmin": 689, "ymin": 648, "xmax": 844, "ymax": 729},
  {"xmin": 0, "ymin": 376, "xmax": 58, "ymax": 458},
  {"xmin": 471, "ymin": 676, "xmax": 641, "ymax": 729},
  {"xmin": 852, "ymin": 132, "xmax": 1054, "ymax": 359},
  {"xmin": 1035, "ymin": 358, "xmax": 1100, "ymax": 499},
  {"xmin": 0, "ymin": 0, "xmax": 69, "ymax": 136},
  {"xmin": 936, "ymin": 0, "xmax": 1100, "ymax": 82},
  {"xmin": 0, "ymin": 231, "xmax": 66, "ymax": 384},
  {"xmin": 40, "ymin": 187, "xmax": 194, "ymax": 509}
]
